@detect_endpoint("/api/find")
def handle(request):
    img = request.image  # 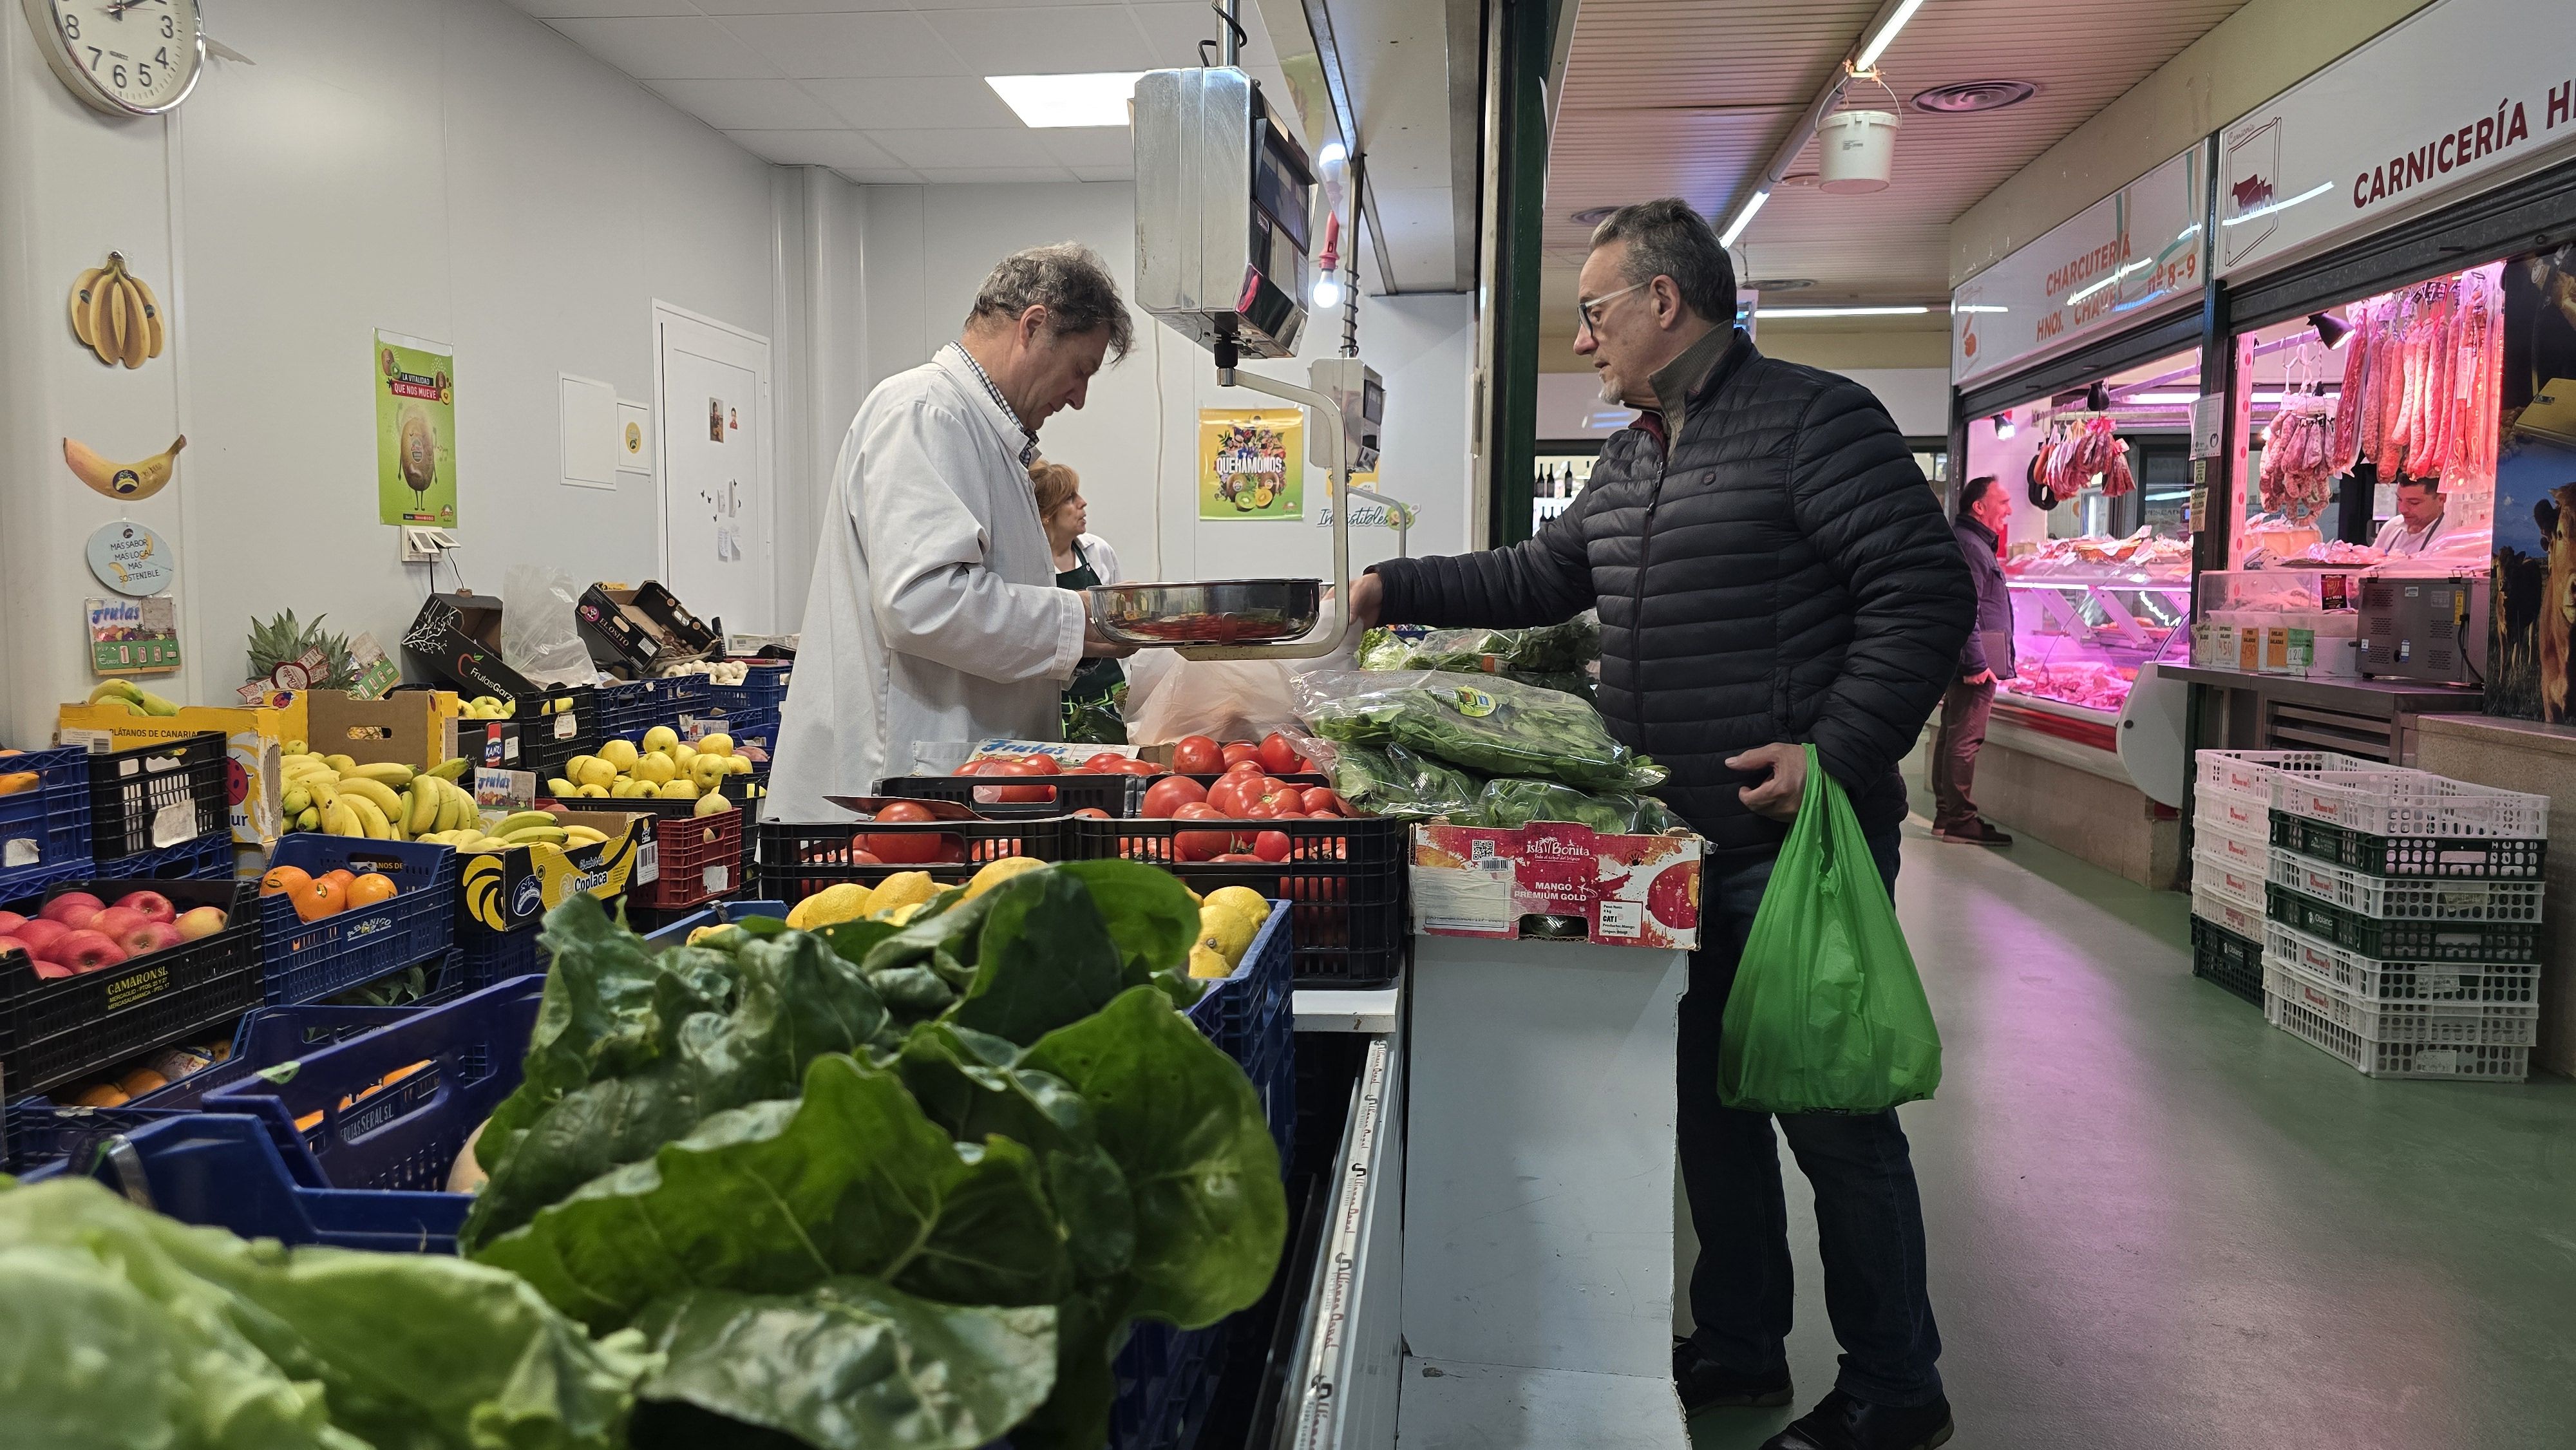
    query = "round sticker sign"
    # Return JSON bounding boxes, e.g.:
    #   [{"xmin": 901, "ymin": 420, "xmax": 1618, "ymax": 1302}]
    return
[{"xmin": 86, "ymin": 520, "xmax": 175, "ymax": 597}]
